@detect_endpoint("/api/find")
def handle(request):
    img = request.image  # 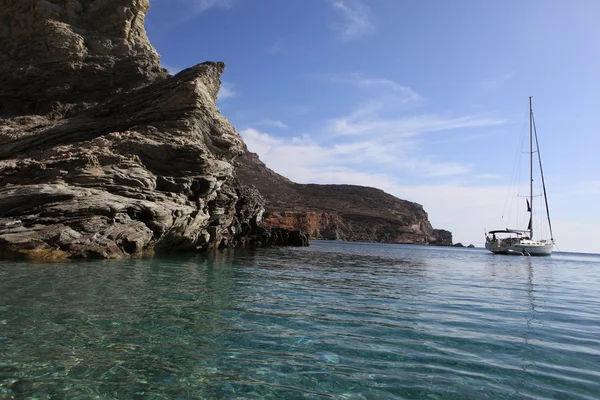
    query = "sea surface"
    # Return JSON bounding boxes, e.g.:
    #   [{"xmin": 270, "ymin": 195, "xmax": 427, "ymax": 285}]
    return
[{"xmin": 1, "ymin": 241, "xmax": 599, "ymax": 399}]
